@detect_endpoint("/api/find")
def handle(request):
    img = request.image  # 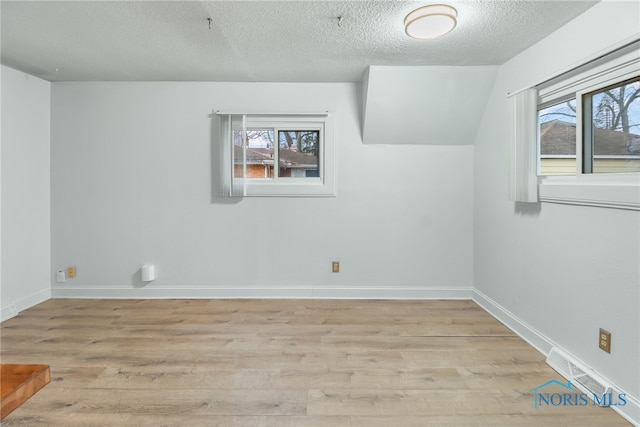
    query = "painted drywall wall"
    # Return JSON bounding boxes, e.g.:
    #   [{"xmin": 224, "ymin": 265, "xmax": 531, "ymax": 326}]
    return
[
  {"xmin": 473, "ymin": 0, "xmax": 640, "ymax": 422},
  {"xmin": 1, "ymin": 65, "xmax": 51, "ymax": 320},
  {"xmin": 51, "ymin": 82, "xmax": 473, "ymax": 298},
  {"xmin": 362, "ymin": 66, "xmax": 497, "ymax": 145}
]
